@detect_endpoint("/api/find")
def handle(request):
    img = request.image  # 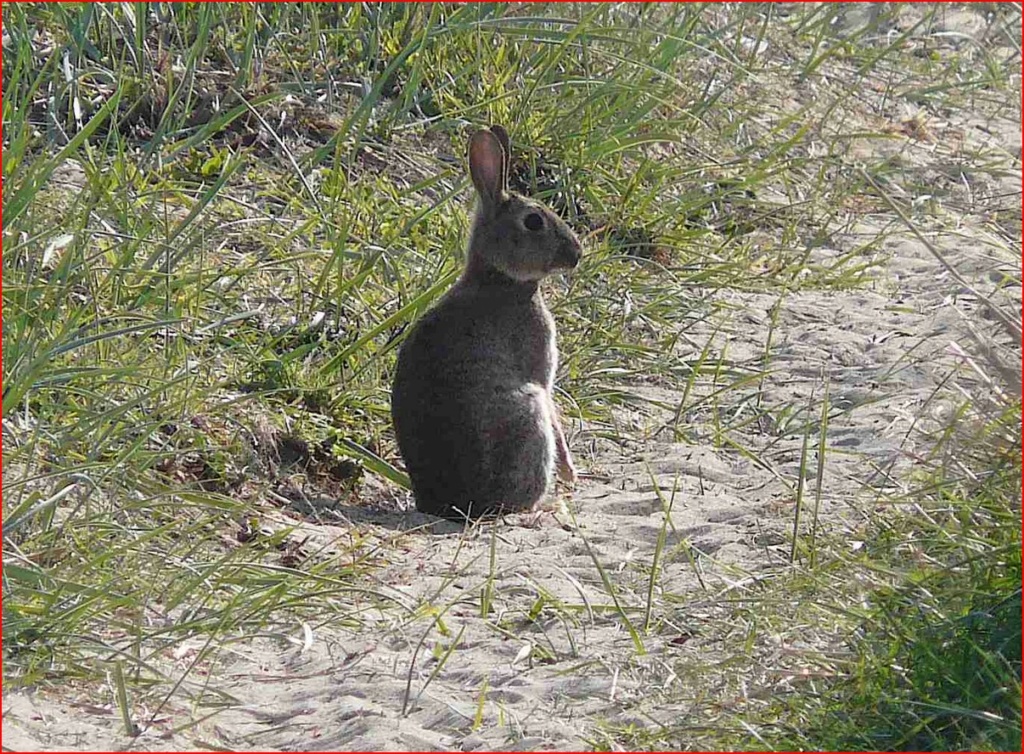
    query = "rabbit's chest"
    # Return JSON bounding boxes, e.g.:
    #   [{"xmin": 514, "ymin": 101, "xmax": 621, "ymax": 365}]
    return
[
  {"xmin": 433, "ymin": 286, "xmax": 558, "ymax": 388},
  {"xmin": 479, "ymin": 302, "xmax": 555, "ymax": 385},
  {"xmin": 516, "ymin": 305, "xmax": 558, "ymax": 386}
]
